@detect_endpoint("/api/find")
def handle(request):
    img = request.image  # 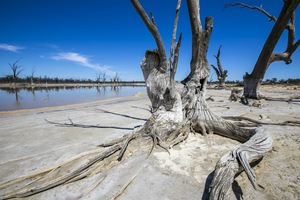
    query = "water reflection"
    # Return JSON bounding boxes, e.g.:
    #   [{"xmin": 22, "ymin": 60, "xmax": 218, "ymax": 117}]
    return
[{"xmin": 0, "ymin": 85, "xmax": 145, "ymax": 111}]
